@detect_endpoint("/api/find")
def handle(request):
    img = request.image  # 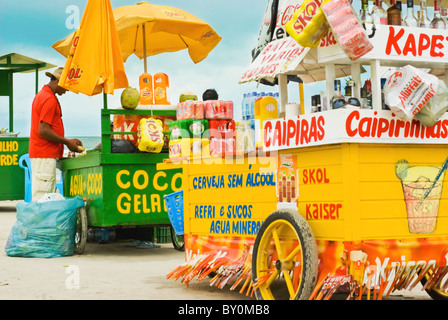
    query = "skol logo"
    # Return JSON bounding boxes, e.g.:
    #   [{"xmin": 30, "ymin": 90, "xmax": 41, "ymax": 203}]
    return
[
  {"xmin": 147, "ymin": 120, "xmax": 163, "ymax": 143},
  {"xmin": 292, "ymin": 0, "xmax": 323, "ymax": 34}
]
